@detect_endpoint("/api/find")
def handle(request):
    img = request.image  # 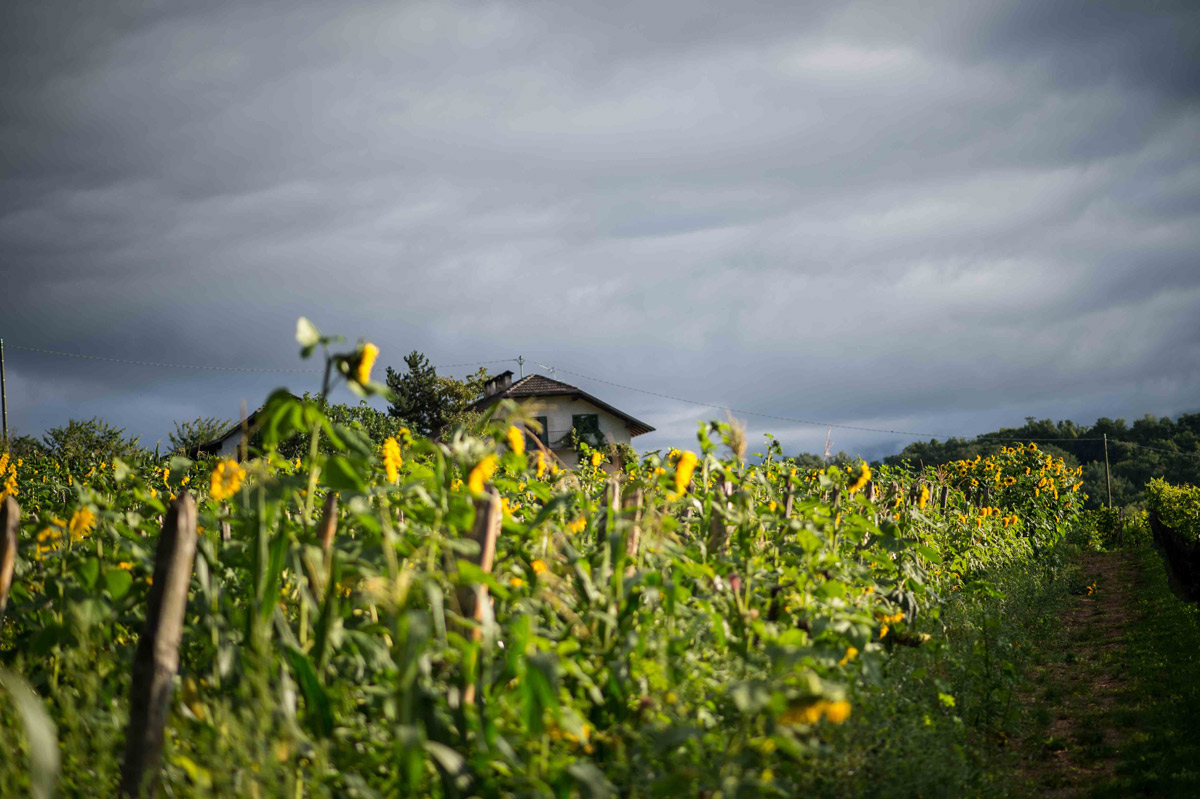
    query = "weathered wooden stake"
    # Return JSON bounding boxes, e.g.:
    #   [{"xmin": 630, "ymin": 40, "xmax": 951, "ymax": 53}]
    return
[
  {"xmin": 0, "ymin": 496, "xmax": 18, "ymax": 616},
  {"xmin": 317, "ymin": 492, "xmax": 338, "ymax": 551},
  {"xmin": 708, "ymin": 481, "xmax": 735, "ymax": 555},
  {"xmin": 459, "ymin": 488, "xmax": 501, "ymax": 706},
  {"xmin": 596, "ymin": 479, "xmax": 621, "ymax": 547},
  {"xmin": 120, "ymin": 493, "xmax": 198, "ymax": 799},
  {"xmin": 623, "ymin": 487, "xmax": 644, "ymax": 561},
  {"xmin": 939, "ymin": 485, "xmax": 950, "ymax": 513}
]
